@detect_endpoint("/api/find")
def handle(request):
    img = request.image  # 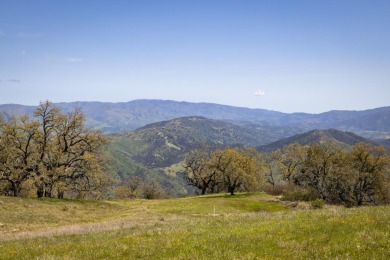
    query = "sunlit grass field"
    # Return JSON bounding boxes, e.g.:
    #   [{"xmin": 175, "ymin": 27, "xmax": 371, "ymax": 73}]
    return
[{"xmin": 1, "ymin": 193, "xmax": 390, "ymax": 259}]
